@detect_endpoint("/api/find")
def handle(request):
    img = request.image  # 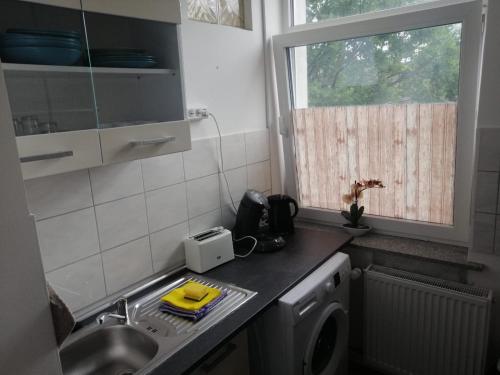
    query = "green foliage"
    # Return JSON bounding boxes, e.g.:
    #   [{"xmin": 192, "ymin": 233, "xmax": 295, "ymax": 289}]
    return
[
  {"xmin": 341, "ymin": 202, "xmax": 365, "ymax": 227},
  {"xmin": 302, "ymin": 0, "xmax": 461, "ymax": 107}
]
